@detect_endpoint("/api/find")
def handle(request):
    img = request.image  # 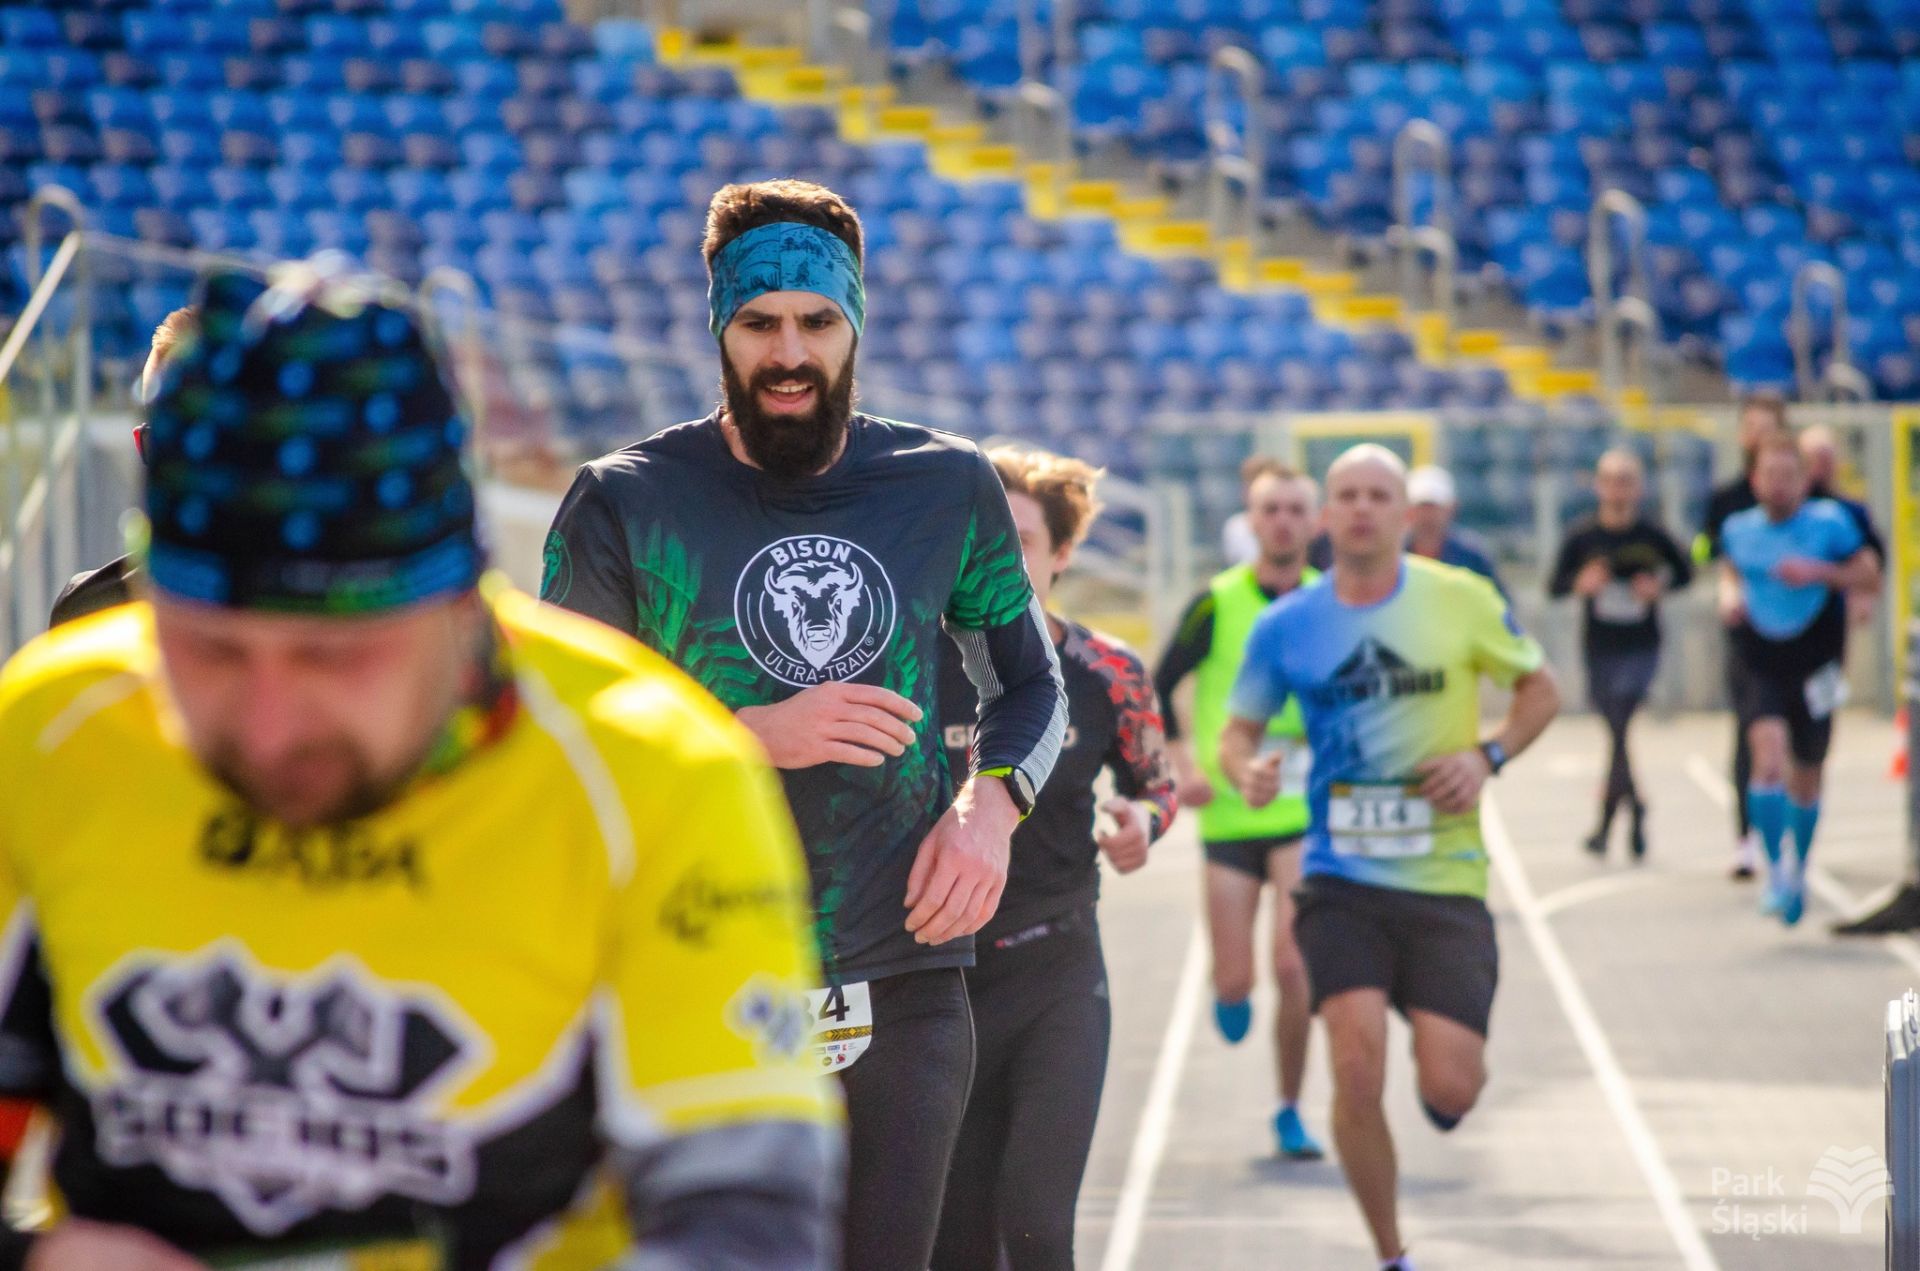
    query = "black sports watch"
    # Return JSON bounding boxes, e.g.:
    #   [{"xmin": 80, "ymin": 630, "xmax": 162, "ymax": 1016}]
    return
[
  {"xmin": 982, "ymin": 766, "xmax": 1038, "ymax": 817},
  {"xmin": 1478, "ymin": 739, "xmax": 1509, "ymax": 776}
]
